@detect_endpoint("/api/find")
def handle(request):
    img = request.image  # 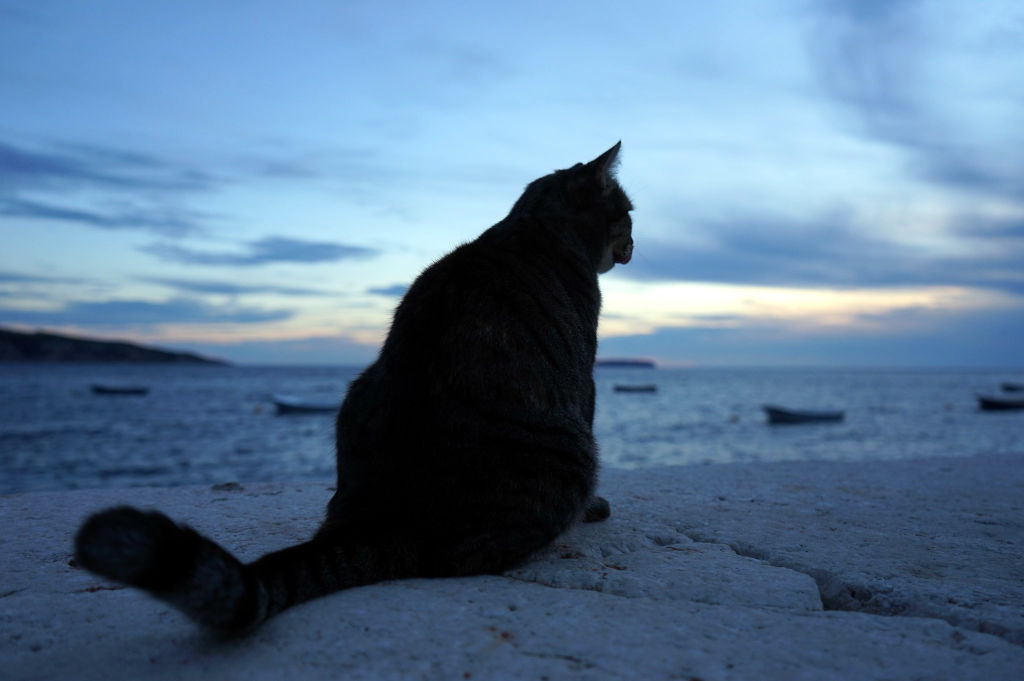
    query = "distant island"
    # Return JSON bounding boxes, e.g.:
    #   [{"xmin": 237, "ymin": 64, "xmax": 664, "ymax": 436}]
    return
[
  {"xmin": 595, "ymin": 358, "xmax": 657, "ymax": 369},
  {"xmin": 0, "ymin": 327, "xmax": 227, "ymax": 364}
]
